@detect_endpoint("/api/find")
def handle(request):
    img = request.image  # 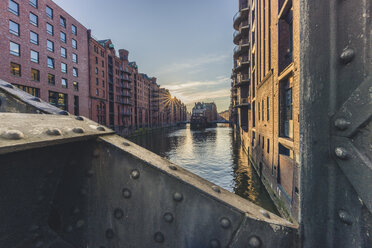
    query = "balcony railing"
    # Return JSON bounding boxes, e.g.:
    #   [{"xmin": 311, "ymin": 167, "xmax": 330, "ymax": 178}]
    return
[{"xmin": 233, "ymin": 30, "xmax": 242, "ymax": 45}]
